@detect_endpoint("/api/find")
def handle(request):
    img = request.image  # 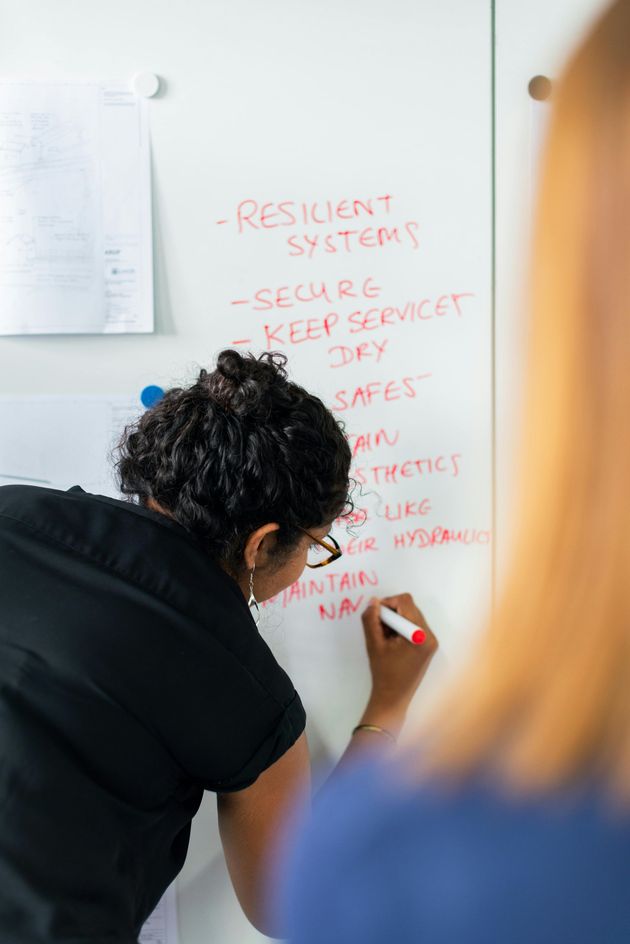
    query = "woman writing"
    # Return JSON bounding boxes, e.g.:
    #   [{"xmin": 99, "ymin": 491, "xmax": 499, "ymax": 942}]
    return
[
  {"xmin": 0, "ymin": 349, "xmax": 436, "ymax": 942},
  {"xmin": 281, "ymin": 2, "xmax": 630, "ymax": 941}
]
